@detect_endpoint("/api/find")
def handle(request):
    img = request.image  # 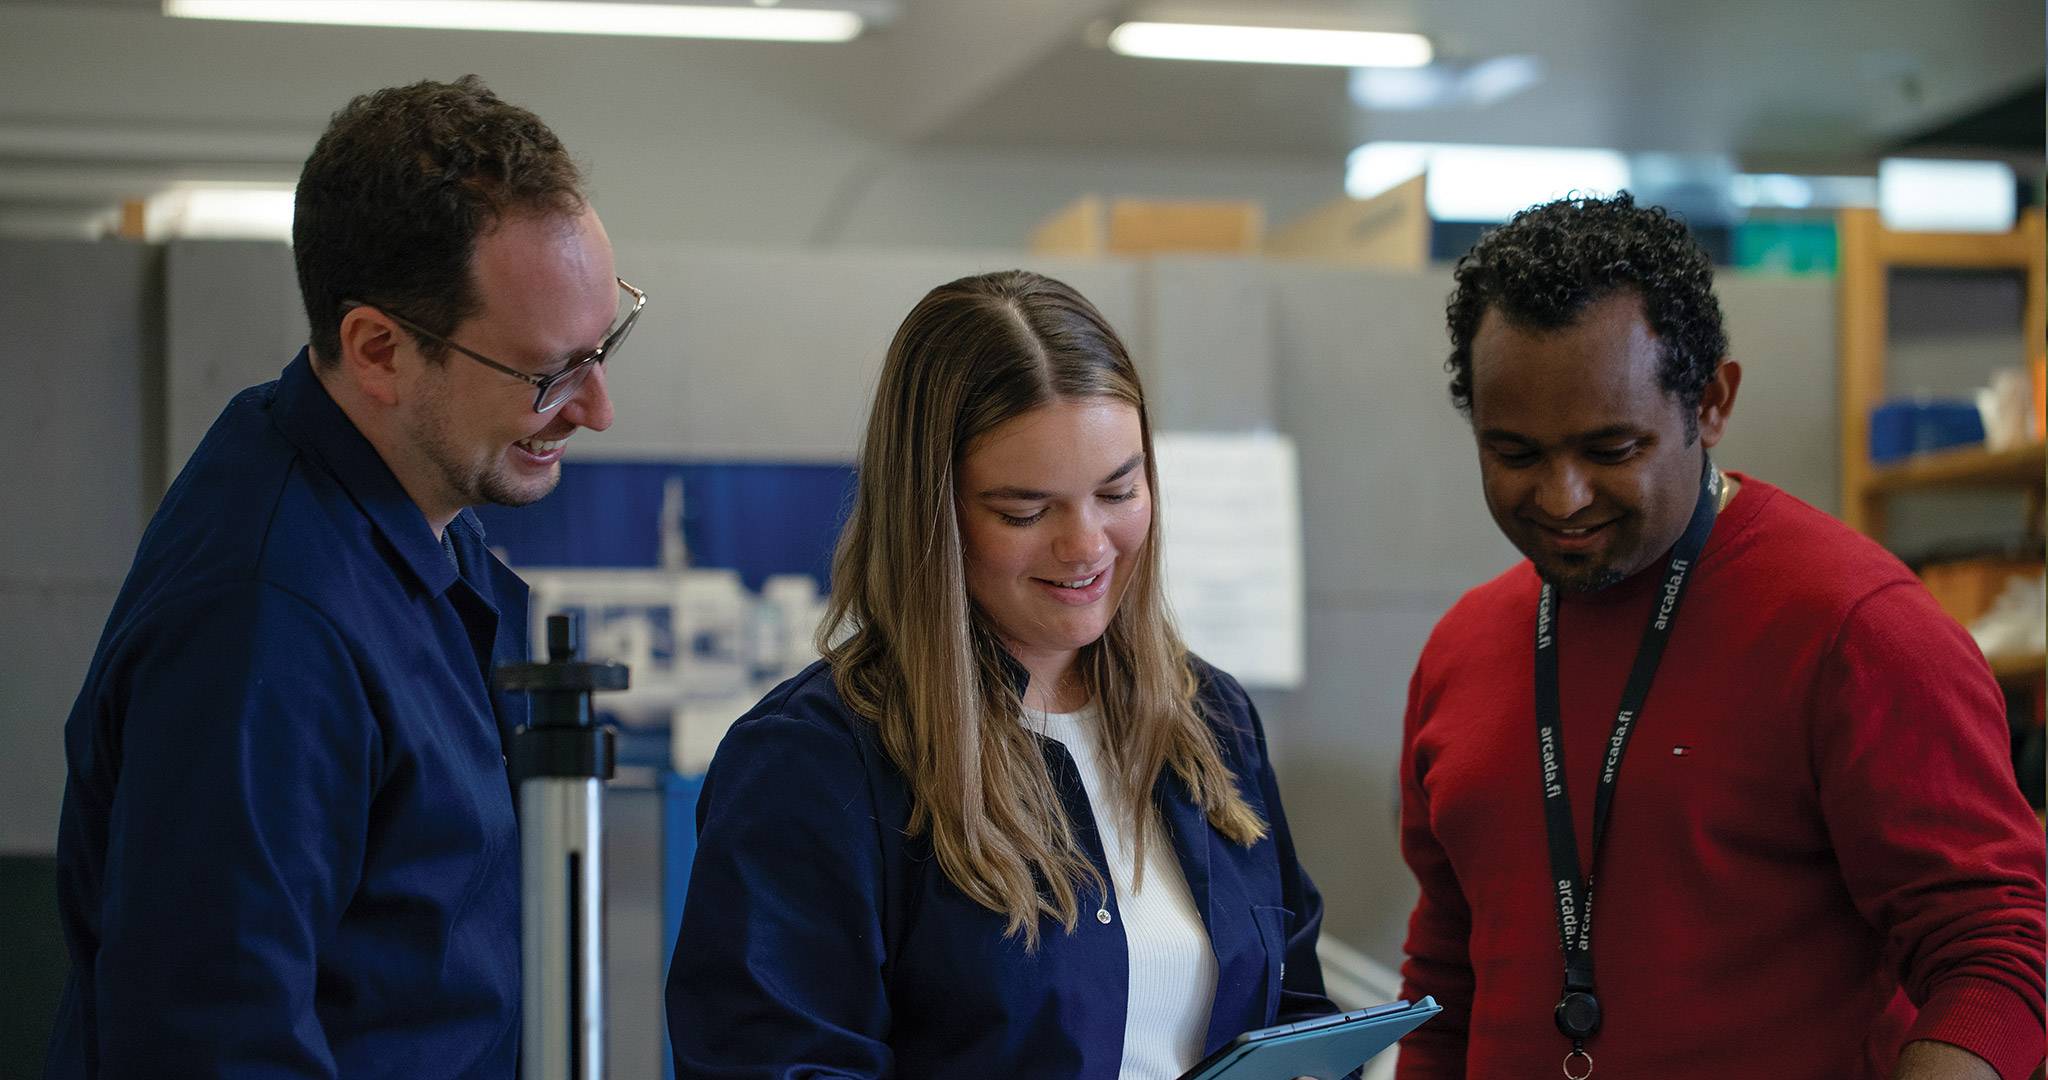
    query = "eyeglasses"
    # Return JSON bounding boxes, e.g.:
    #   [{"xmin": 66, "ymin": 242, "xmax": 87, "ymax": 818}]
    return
[{"xmin": 343, "ymin": 278, "xmax": 646, "ymax": 413}]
